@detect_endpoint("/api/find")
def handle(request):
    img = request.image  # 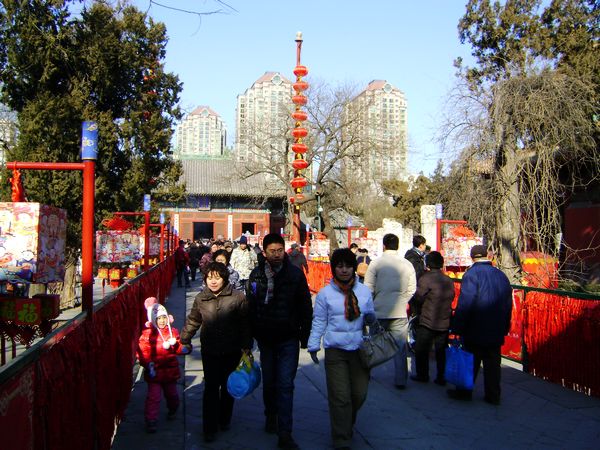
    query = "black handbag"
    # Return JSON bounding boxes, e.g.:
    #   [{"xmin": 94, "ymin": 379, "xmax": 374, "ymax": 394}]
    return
[{"xmin": 358, "ymin": 322, "xmax": 400, "ymax": 369}]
